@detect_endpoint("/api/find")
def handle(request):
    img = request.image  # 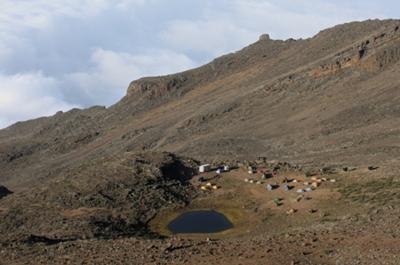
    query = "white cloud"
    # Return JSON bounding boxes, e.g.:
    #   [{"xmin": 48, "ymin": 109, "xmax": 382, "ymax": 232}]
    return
[
  {"xmin": 115, "ymin": 0, "xmax": 148, "ymax": 9},
  {"xmin": 0, "ymin": 47, "xmax": 195, "ymax": 128},
  {"xmin": 0, "ymin": 1, "xmax": 106, "ymax": 33},
  {"xmin": 64, "ymin": 48, "xmax": 196, "ymax": 106},
  {"xmin": 0, "ymin": 0, "xmax": 152, "ymax": 32},
  {"xmin": 0, "ymin": 72, "xmax": 77, "ymax": 128},
  {"xmin": 228, "ymin": 0, "xmax": 377, "ymax": 38},
  {"xmin": 160, "ymin": 0, "xmax": 383, "ymax": 58},
  {"xmin": 161, "ymin": 19, "xmax": 257, "ymax": 56}
]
